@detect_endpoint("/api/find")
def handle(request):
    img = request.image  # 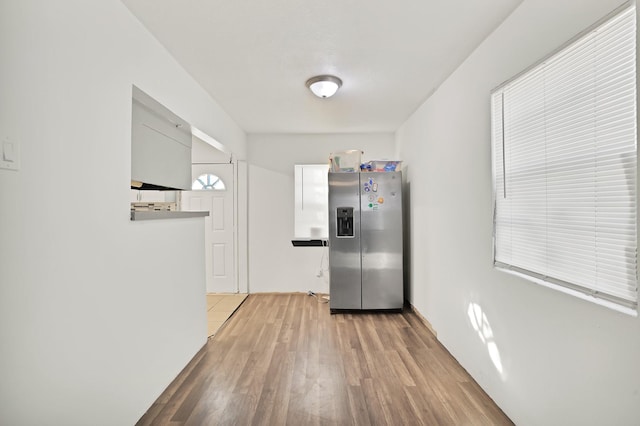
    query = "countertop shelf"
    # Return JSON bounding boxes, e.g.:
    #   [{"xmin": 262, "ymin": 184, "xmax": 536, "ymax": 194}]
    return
[
  {"xmin": 291, "ymin": 239, "xmax": 328, "ymax": 247},
  {"xmin": 130, "ymin": 211, "xmax": 209, "ymax": 221}
]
